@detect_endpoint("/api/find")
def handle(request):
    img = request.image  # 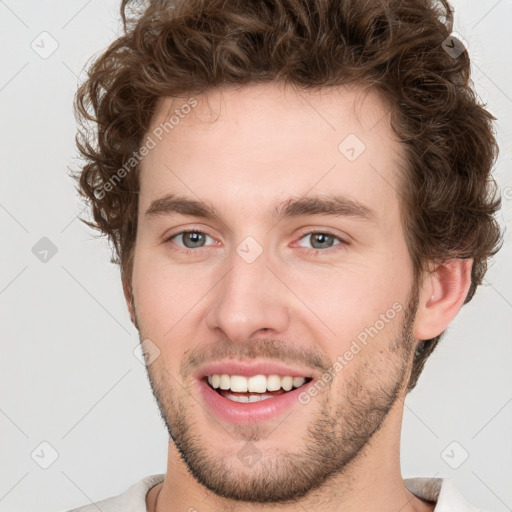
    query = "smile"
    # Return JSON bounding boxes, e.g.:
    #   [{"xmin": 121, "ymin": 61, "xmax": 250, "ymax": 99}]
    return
[
  {"xmin": 199, "ymin": 373, "xmax": 315, "ymax": 424},
  {"xmin": 205, "ymin": 373, "xmax": 312, "ymax": 403}
]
